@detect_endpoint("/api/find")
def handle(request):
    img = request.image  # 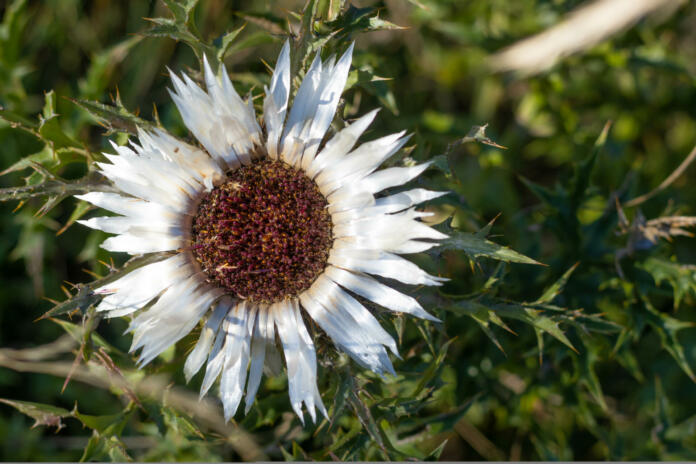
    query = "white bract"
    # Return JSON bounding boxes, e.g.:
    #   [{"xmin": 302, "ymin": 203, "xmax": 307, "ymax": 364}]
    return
[{"xmin": 77, "ymin": 41, "xmax": 447, "ymax": 424}]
